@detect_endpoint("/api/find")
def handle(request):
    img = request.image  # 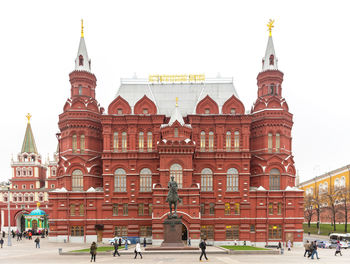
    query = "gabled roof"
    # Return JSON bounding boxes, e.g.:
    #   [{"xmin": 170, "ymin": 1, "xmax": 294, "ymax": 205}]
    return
[{"xmin": 21, "ymin": 122, "xmax": 38, "ymax": 154}]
